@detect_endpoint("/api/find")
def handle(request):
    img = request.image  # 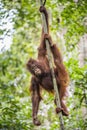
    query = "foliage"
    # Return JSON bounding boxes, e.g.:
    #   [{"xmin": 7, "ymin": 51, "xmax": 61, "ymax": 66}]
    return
[{"xmin": 0, "ymin": 0, "xmax": 87, "ymax": 130}]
